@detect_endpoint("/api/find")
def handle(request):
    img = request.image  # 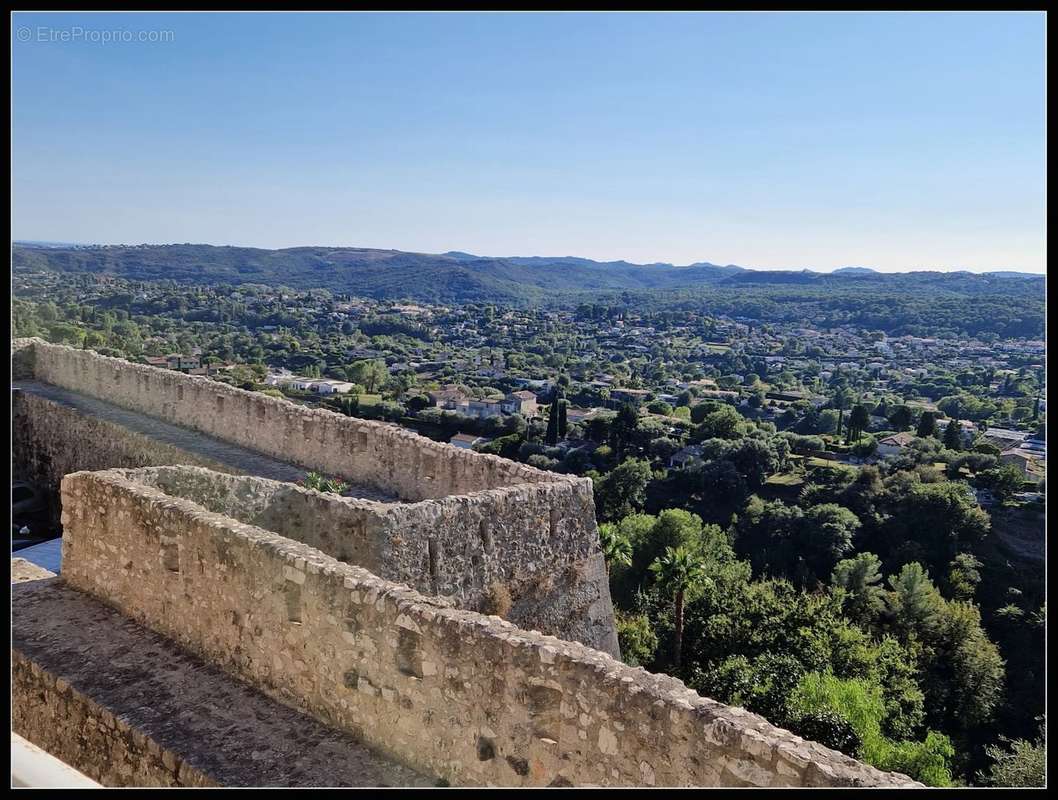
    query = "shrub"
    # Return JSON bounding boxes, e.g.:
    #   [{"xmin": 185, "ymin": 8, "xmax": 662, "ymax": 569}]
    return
[
  {"xmin": 301, "ymin": 471, "xmax": 349, "ymax": 495},
  {"xmin": 791, "ymin": 711, "xmax": 863, "ymax": 758},
  {"xmin": 787, "ymin": 672, "xmax": 953, "ymax": 787},
  {"xmin": 615, "ymin": 612, "xmax": 658, "ymax": 668}
]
